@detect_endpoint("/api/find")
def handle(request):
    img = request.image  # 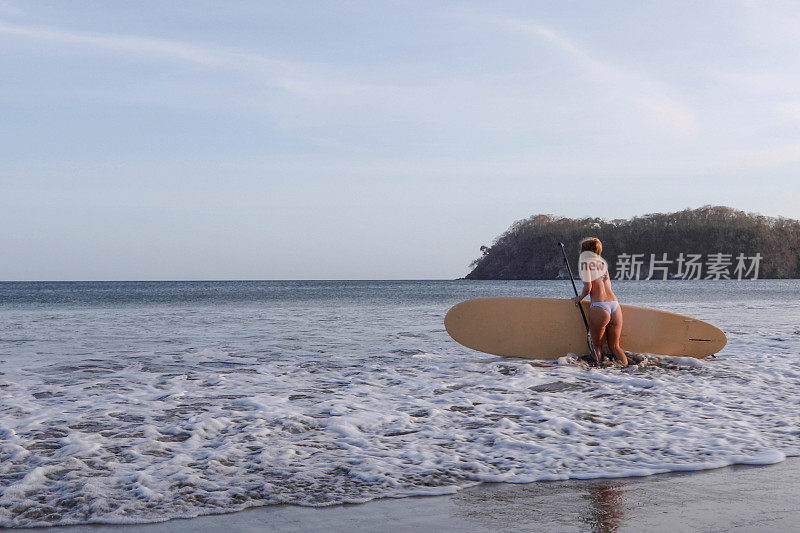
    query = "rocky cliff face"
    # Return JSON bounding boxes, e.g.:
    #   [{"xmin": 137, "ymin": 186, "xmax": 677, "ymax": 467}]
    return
[{"xmin": 466, "ymin": 206, "xmax": 800, "ymax": 280}]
